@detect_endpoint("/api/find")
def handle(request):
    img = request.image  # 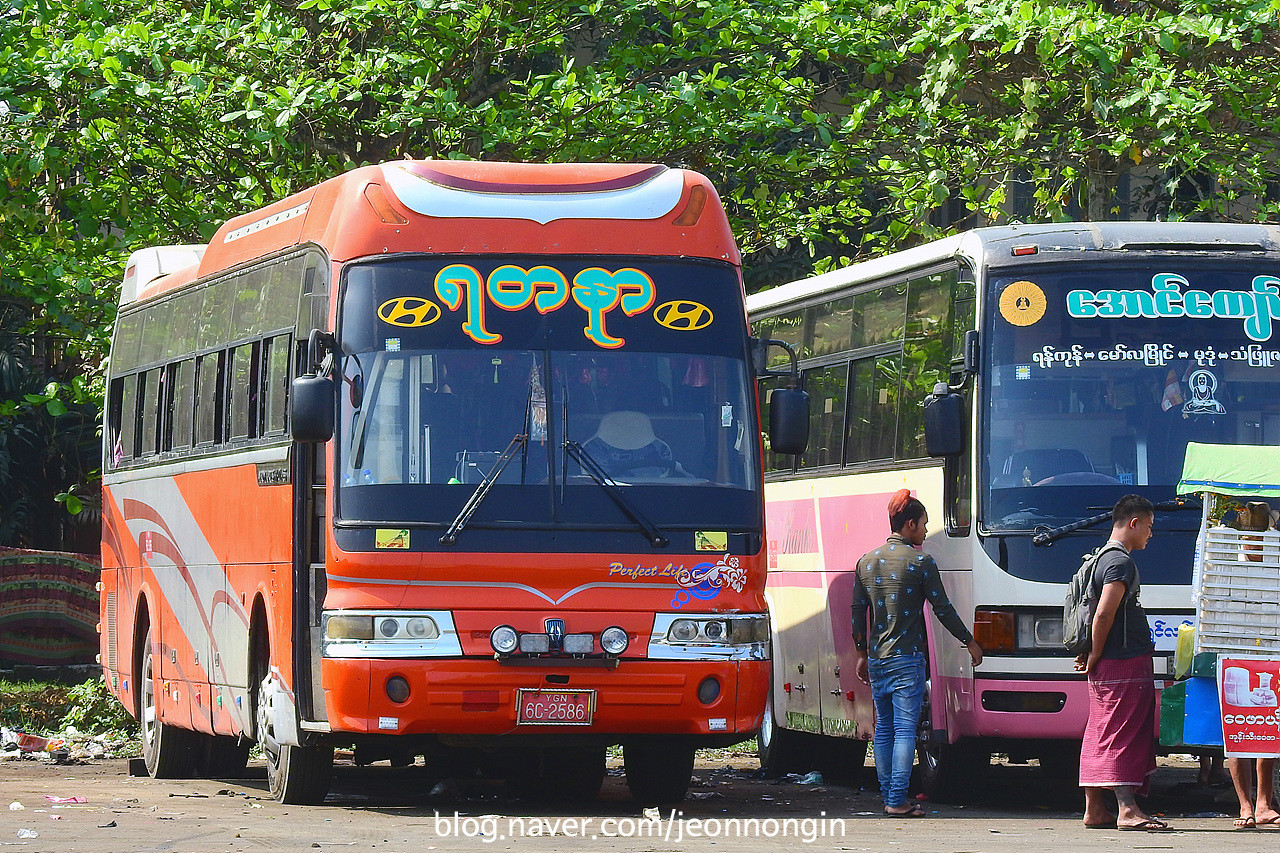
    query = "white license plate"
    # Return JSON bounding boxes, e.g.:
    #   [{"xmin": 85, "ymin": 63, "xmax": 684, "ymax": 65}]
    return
[{"xmin": 516, "ymin": 689, "xmax": 596, "ymax": 725}]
